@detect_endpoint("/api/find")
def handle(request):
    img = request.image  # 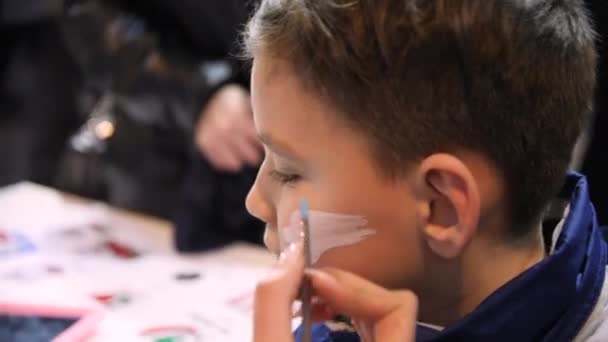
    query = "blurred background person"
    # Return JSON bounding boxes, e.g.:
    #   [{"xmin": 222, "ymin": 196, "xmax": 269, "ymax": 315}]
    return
[
  {"xmin": 0, "ymin": 0, "xmax": 81, "ymax": 186},
  {"xmin": 1, "ymin": 0, "xmax": 263, "ymax": 252},
  {"xmin": 107, "ymin": 0, "xmax": 265, "ymax": 251}
]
